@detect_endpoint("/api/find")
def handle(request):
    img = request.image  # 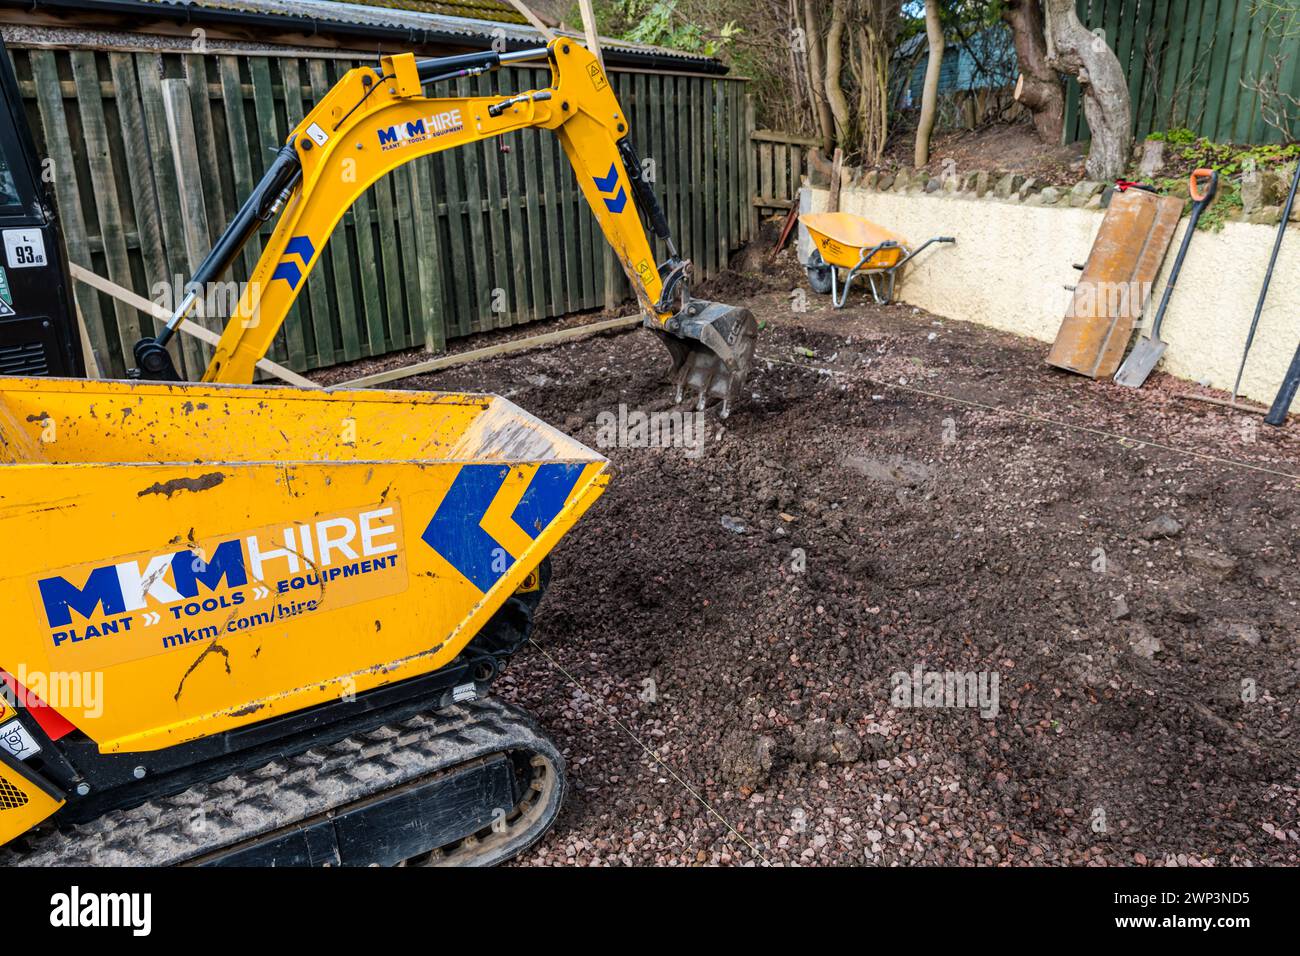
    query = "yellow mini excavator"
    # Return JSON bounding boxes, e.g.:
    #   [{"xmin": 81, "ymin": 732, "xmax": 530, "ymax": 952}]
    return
[{"xmin": 0, "ymin": 39, "xmax": 756, "ymax": 865}]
